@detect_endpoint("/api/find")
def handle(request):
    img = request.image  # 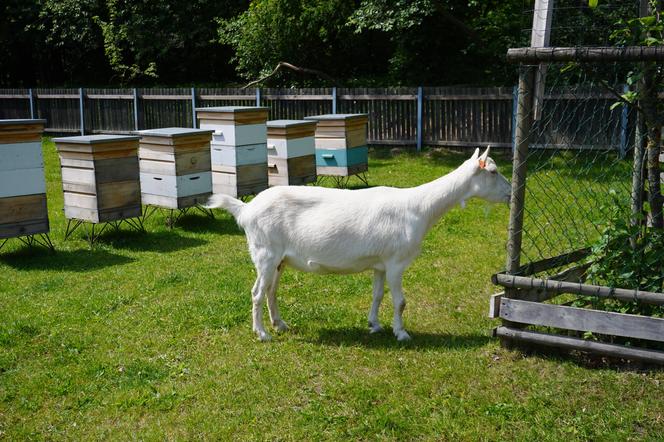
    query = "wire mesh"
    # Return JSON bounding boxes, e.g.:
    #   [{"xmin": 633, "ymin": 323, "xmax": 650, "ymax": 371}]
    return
[{"xmin": 513, "ymin": 58, "xmax": 663, "ymax": 295}]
